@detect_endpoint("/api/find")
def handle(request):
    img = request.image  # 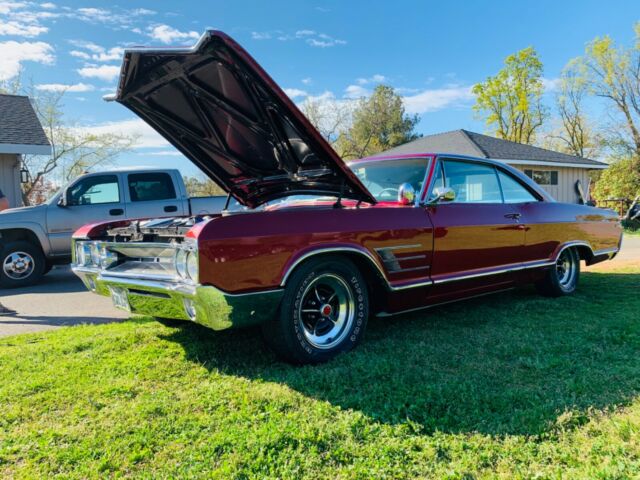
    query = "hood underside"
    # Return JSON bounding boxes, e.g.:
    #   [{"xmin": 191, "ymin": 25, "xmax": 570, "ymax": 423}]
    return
[{"xmin": 114, "ymin": 30, "xmax": 375, "ymax": 208}]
